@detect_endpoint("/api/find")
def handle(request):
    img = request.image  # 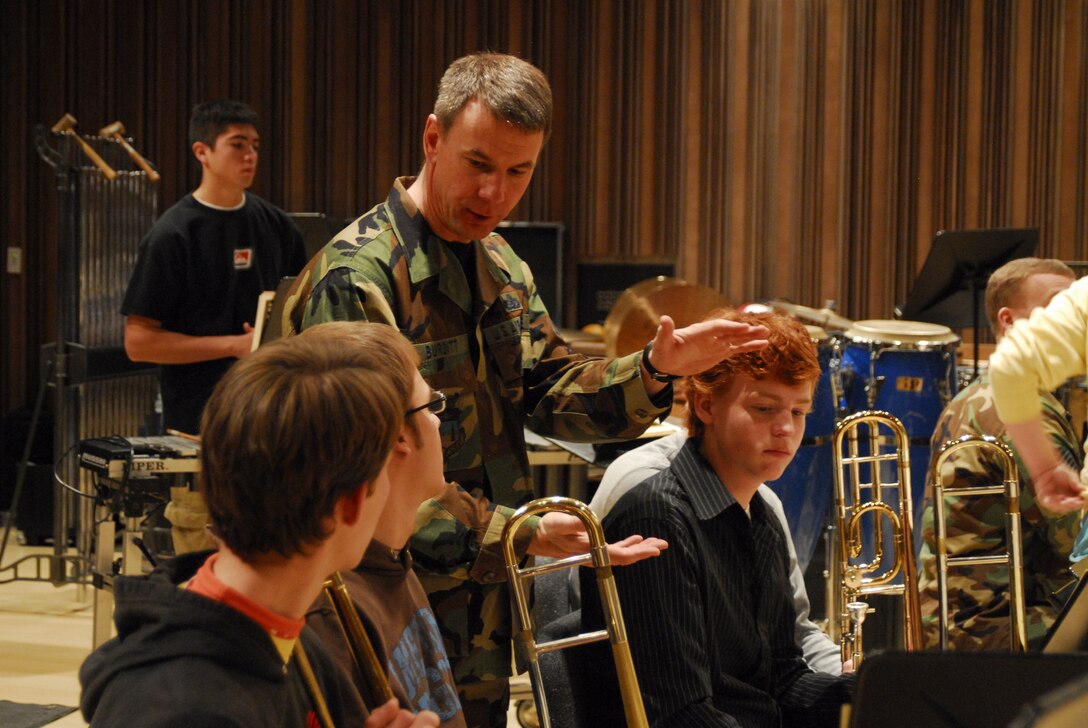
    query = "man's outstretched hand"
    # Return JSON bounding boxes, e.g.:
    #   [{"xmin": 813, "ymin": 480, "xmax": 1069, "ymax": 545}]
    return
[{"xmin": 528, "ymin": 512, "xmax": 668, "ymax": 565}]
